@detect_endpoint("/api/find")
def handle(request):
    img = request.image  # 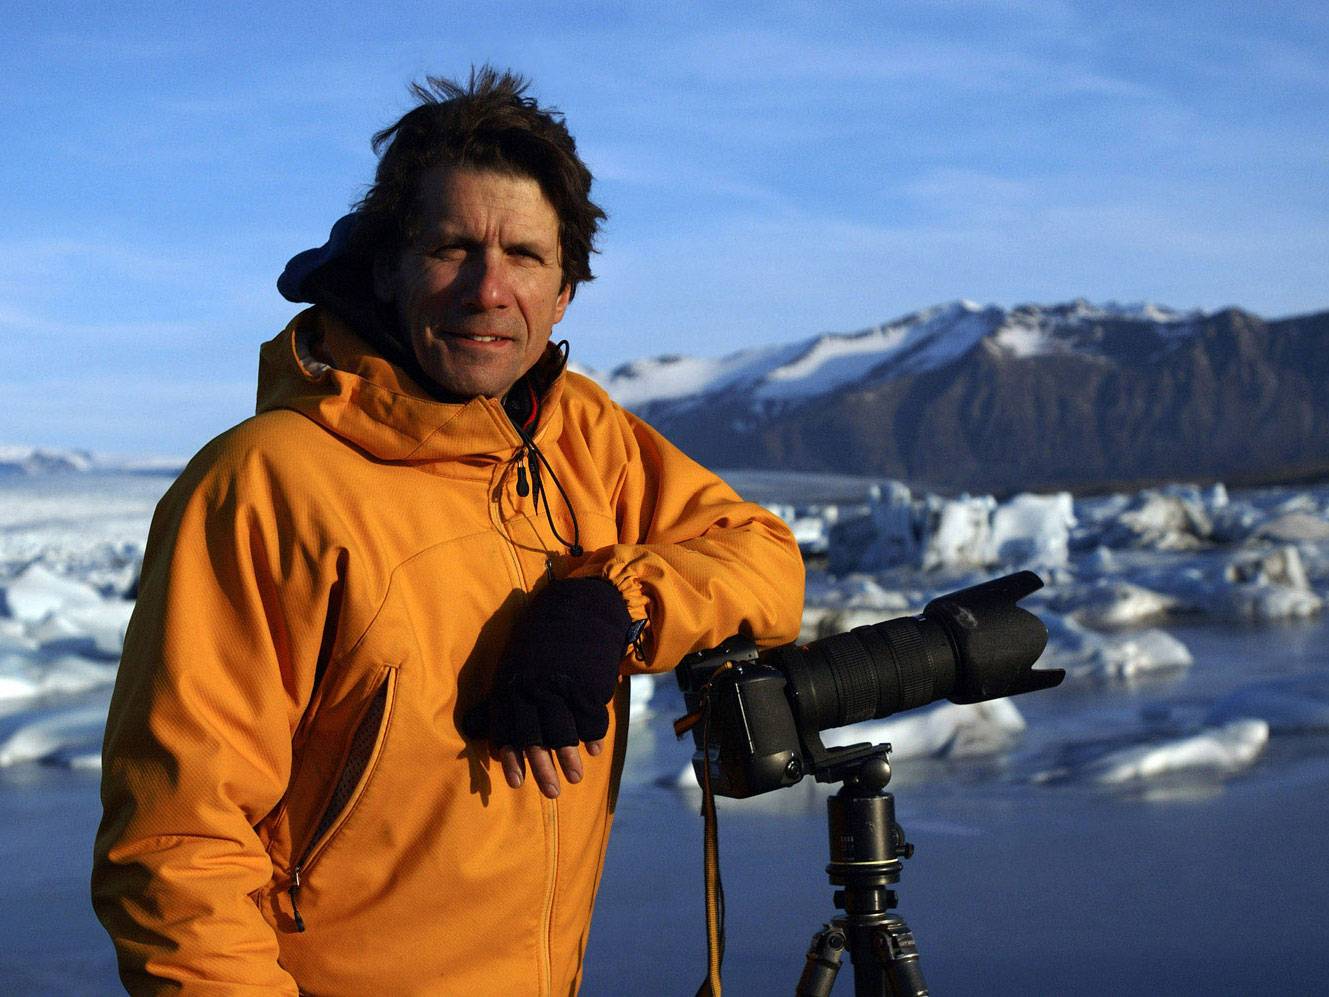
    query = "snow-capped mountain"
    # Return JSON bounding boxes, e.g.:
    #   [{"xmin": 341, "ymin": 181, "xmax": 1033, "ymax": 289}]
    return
[
  {"xmin": 0, "ymin": 446, "xmax": 96, "ymax": 476},
  {"xmin": 589, "ymin": 300, "xmax": 1329, "ymax": 493},
  {"xmin": 0, "ymin": 446, "xmax": 181, "ymax": 477}
]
